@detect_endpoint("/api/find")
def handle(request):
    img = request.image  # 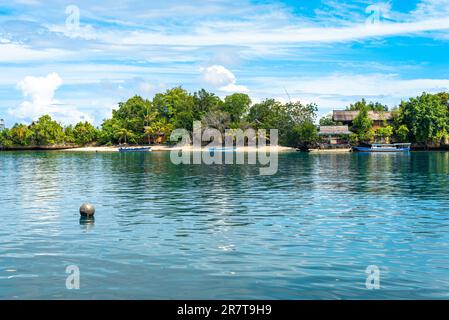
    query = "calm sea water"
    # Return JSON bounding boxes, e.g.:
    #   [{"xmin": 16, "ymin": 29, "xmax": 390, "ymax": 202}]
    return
[{"xmin": 1, "ymin": 151, "xmax": 449, "ymax": 299}]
